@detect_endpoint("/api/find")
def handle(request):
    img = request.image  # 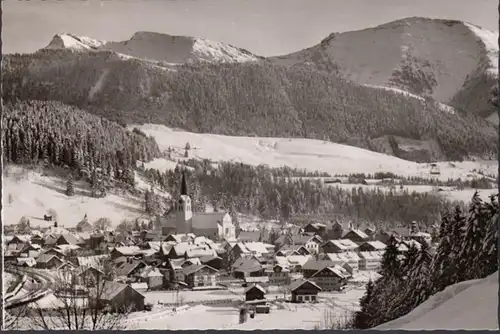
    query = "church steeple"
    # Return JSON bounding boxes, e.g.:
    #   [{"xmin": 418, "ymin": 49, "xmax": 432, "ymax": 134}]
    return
[{"xmin": 180, "ymin": 171, "xmax": 188, "ymax": 196}]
